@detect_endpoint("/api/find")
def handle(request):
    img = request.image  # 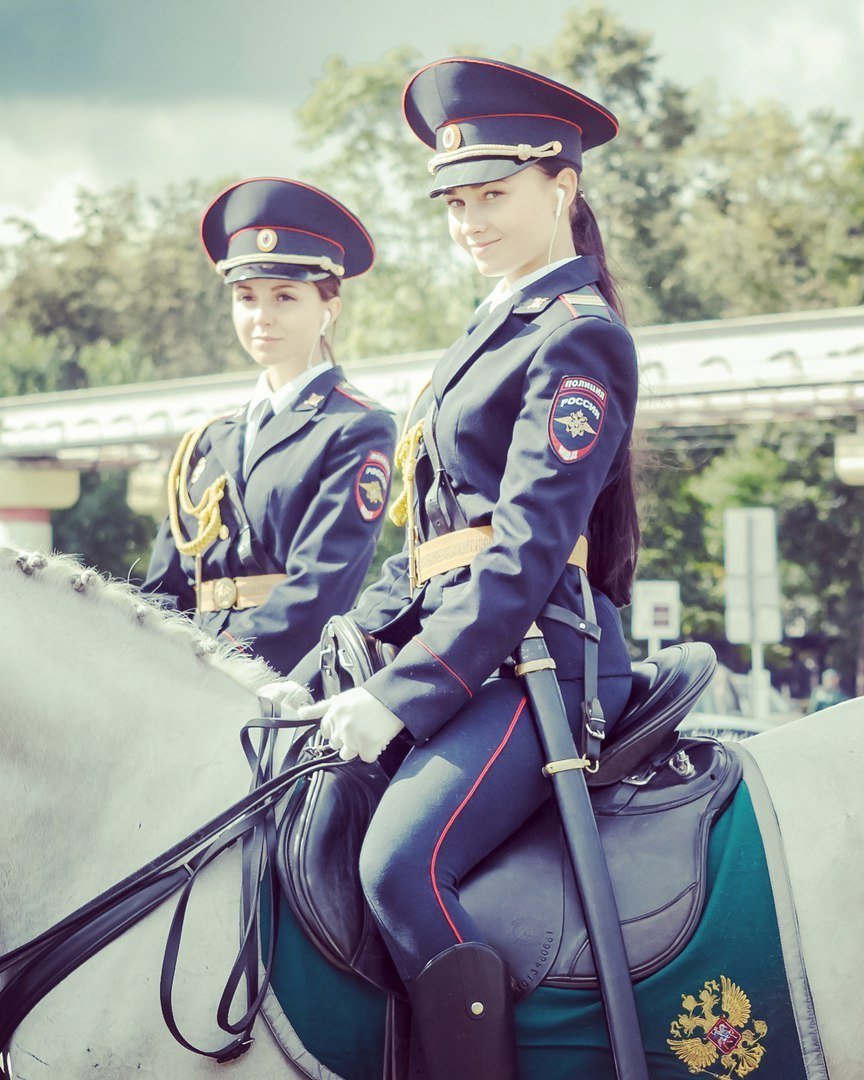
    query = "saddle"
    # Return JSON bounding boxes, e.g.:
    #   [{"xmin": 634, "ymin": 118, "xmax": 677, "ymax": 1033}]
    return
[{"xmin": 276, "ymin": 621, "xmax": 741, "ymax": 1000}]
